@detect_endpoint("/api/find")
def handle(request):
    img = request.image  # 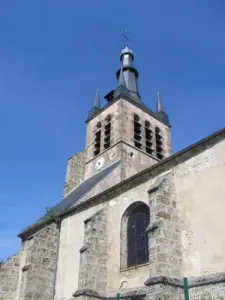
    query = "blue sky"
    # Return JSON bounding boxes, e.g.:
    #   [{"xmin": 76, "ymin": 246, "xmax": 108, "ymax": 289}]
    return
[{"xmin": 0, "ymin": 0, "xmax": 224, "ymax": 259}]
